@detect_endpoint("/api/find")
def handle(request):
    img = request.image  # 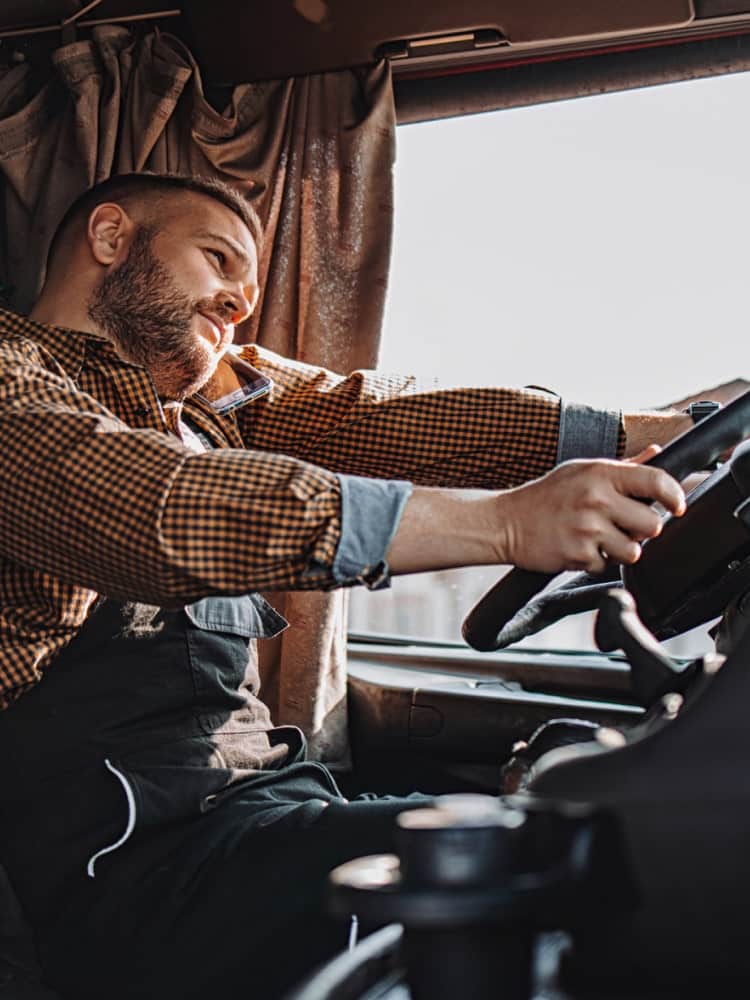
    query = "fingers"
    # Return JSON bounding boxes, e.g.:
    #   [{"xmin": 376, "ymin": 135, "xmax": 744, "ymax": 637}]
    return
[
  {"xmin": 607, "ymin": 493, "xmax": 664, "ymax": 543},
  {"xmin": 613, "ymin": 462, "xmax": 686, "ymax": 517},
  {"xmin": 506, "ymin": 458, "xmax": 686, "ymax": 576},
  {"xmin": 597, "ymin": 524, "xmax": 644, "ymax": 566},
  {"xmin": 626, "ymin": 442, "xmax": 707, "ymax": 495},
  {"xmin": 627, "ymin": 443, "xmax": 662, "ymax": 465},
  {"xmin": 553, "ymin": 462, "xmax": 684, "ymax": 575},
  {"xmin": 565, "ymin": 516, "xmax": 647, "ymax": 574},
  {"xmin": 582, "ymin": 465, "xmax": 684, "ymax": 572}
]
